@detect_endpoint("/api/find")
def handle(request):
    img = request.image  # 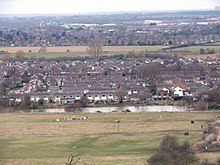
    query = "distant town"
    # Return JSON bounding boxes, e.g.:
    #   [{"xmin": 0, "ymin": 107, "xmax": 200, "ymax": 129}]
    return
[
  {"xmin": 0, "ymin": 11, "xmax": 220, "ymax": 47},
  {"xmin": 0, "ymin": 10, "xmax": 220, "ymax": 111}
]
